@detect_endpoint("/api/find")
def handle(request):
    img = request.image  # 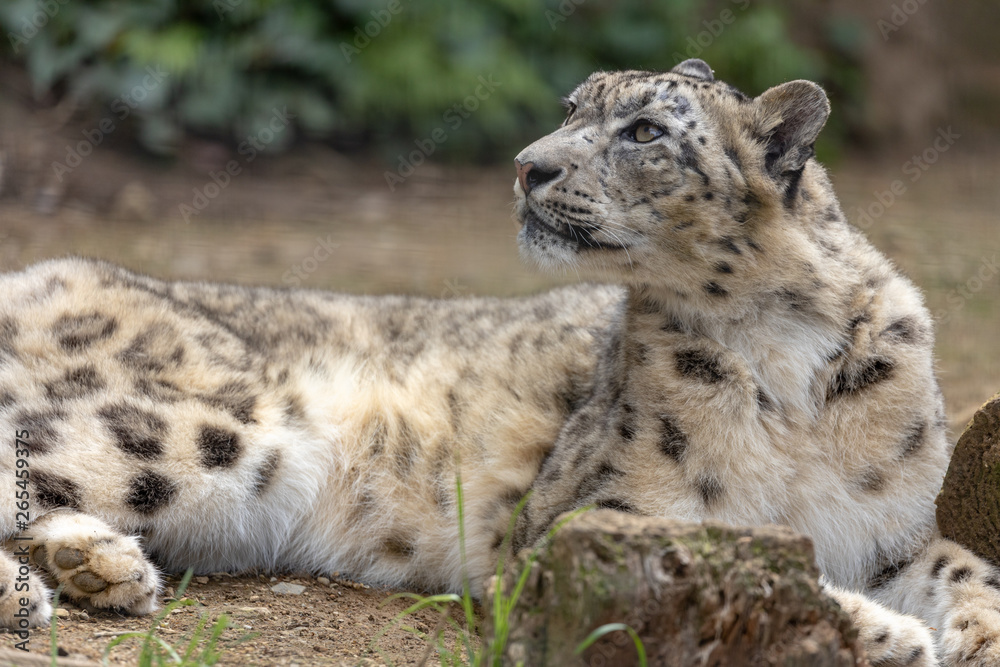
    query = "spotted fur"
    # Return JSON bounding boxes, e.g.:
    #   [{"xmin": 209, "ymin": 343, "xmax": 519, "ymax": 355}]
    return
[
  {"xmin": 1, "ymin": 60, "xmax": 998, "ymax": 665},
  {"xmin": 511, "ymin": 60, "xmax": 1000, "ymax": 665},
  {"xmin": 0, "ymin": 256, "xmax": 618, "ymax": 627}
]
